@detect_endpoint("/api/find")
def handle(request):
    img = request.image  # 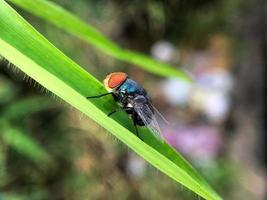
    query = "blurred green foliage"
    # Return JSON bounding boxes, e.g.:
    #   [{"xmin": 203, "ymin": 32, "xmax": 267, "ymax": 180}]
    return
[{"xmin": 0, "ymin": 63, "xmax": 73, "ymax": 199}]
